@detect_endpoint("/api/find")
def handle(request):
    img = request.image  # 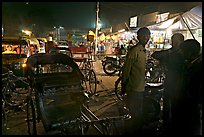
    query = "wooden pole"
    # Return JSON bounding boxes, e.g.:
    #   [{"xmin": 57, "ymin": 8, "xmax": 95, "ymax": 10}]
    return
[{"xmin": 180, "ymin": 14, "xmax": 196, "ymax": 40}]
